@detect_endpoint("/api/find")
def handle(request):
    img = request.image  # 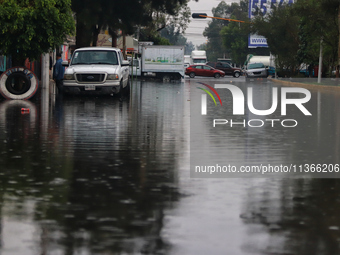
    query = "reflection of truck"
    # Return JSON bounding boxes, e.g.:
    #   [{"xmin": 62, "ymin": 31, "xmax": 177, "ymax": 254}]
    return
[
  {"xmin": 191, "ymin": 50, "xmax": 207, "ymax": 64},
  {"xmin": 131, "ymin": 45, "xmax": 184, "ymax": 82}
]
